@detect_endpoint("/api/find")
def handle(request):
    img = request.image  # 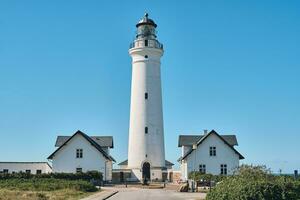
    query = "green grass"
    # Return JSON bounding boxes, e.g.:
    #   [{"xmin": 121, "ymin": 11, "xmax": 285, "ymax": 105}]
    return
[
  {"xmin": 0, "ymin": 188, "xmax": 92, "ymax": 200},
  {"xmin": 0, "ymin": 178, "xmax": 98, "ymax": 192},
  {"xmin": 0, "ymin": 178, "xmax": 99, "ymax": 200}
]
